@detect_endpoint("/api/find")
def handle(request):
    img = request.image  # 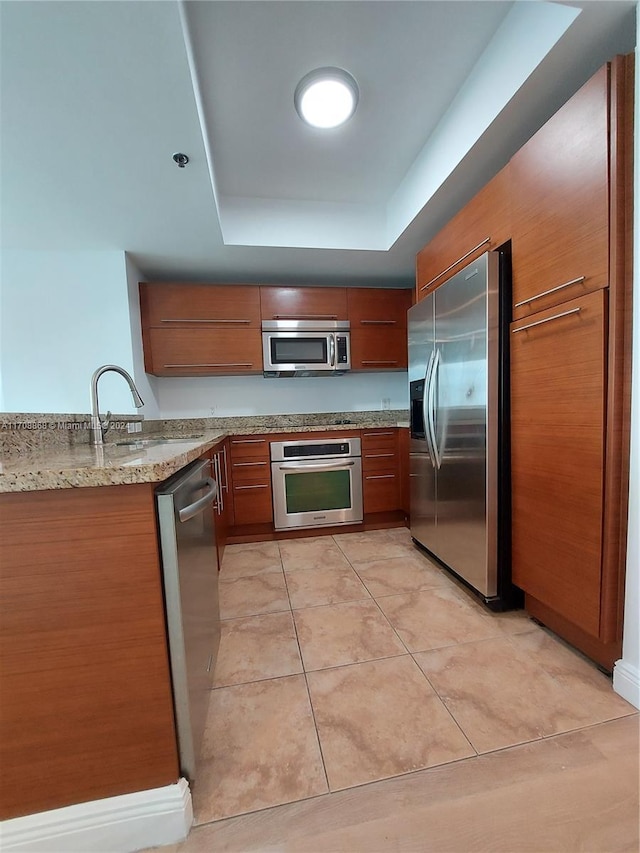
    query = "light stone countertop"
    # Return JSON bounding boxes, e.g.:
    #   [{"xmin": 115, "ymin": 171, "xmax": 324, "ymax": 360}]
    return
[{"xmin": 0, "ymin": 414, "xmax": 410, "ymax": 493}]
